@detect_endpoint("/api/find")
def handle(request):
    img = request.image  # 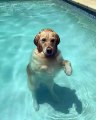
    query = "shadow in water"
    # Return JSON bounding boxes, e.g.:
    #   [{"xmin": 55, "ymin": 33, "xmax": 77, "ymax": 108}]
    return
[{"xmin": 37, "ymin": 84, "xmax": 82, "ymax": 114}]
